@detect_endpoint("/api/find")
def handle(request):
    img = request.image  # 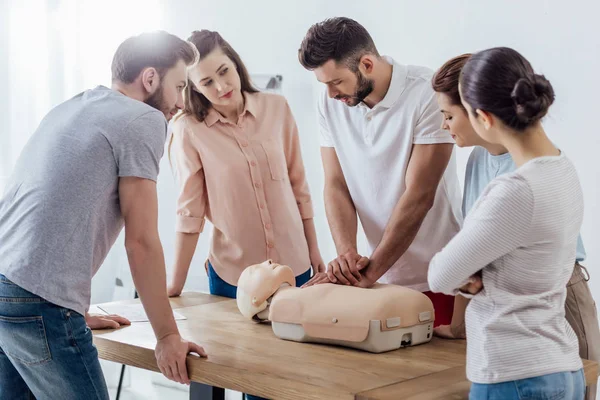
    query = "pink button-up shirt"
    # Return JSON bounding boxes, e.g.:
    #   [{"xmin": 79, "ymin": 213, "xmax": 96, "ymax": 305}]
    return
[{"xmin": 170, "ymin": 92, "xmax": 313, "ymax": 285}]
